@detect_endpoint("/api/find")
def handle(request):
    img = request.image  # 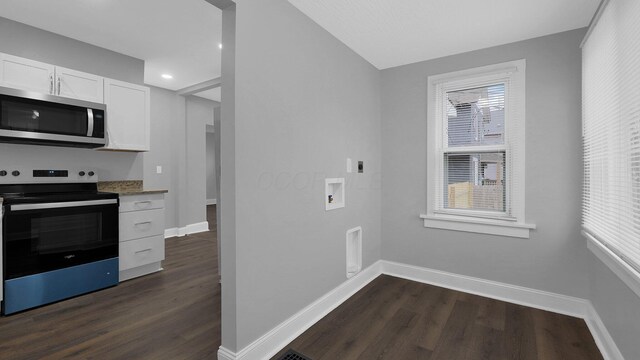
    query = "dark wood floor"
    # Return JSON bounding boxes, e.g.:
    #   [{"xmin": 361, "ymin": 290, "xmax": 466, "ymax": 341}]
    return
[
  {"xmin": 0, "ymin": 206, "xmax": 220, "ymax": 360},
  {"xmin": 0, "ymin": 206, "xmax": 604, "ymax": 360},
  {"xmin": 272, "ymin": 275, "xmax": 603, "ymax": 360}
]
